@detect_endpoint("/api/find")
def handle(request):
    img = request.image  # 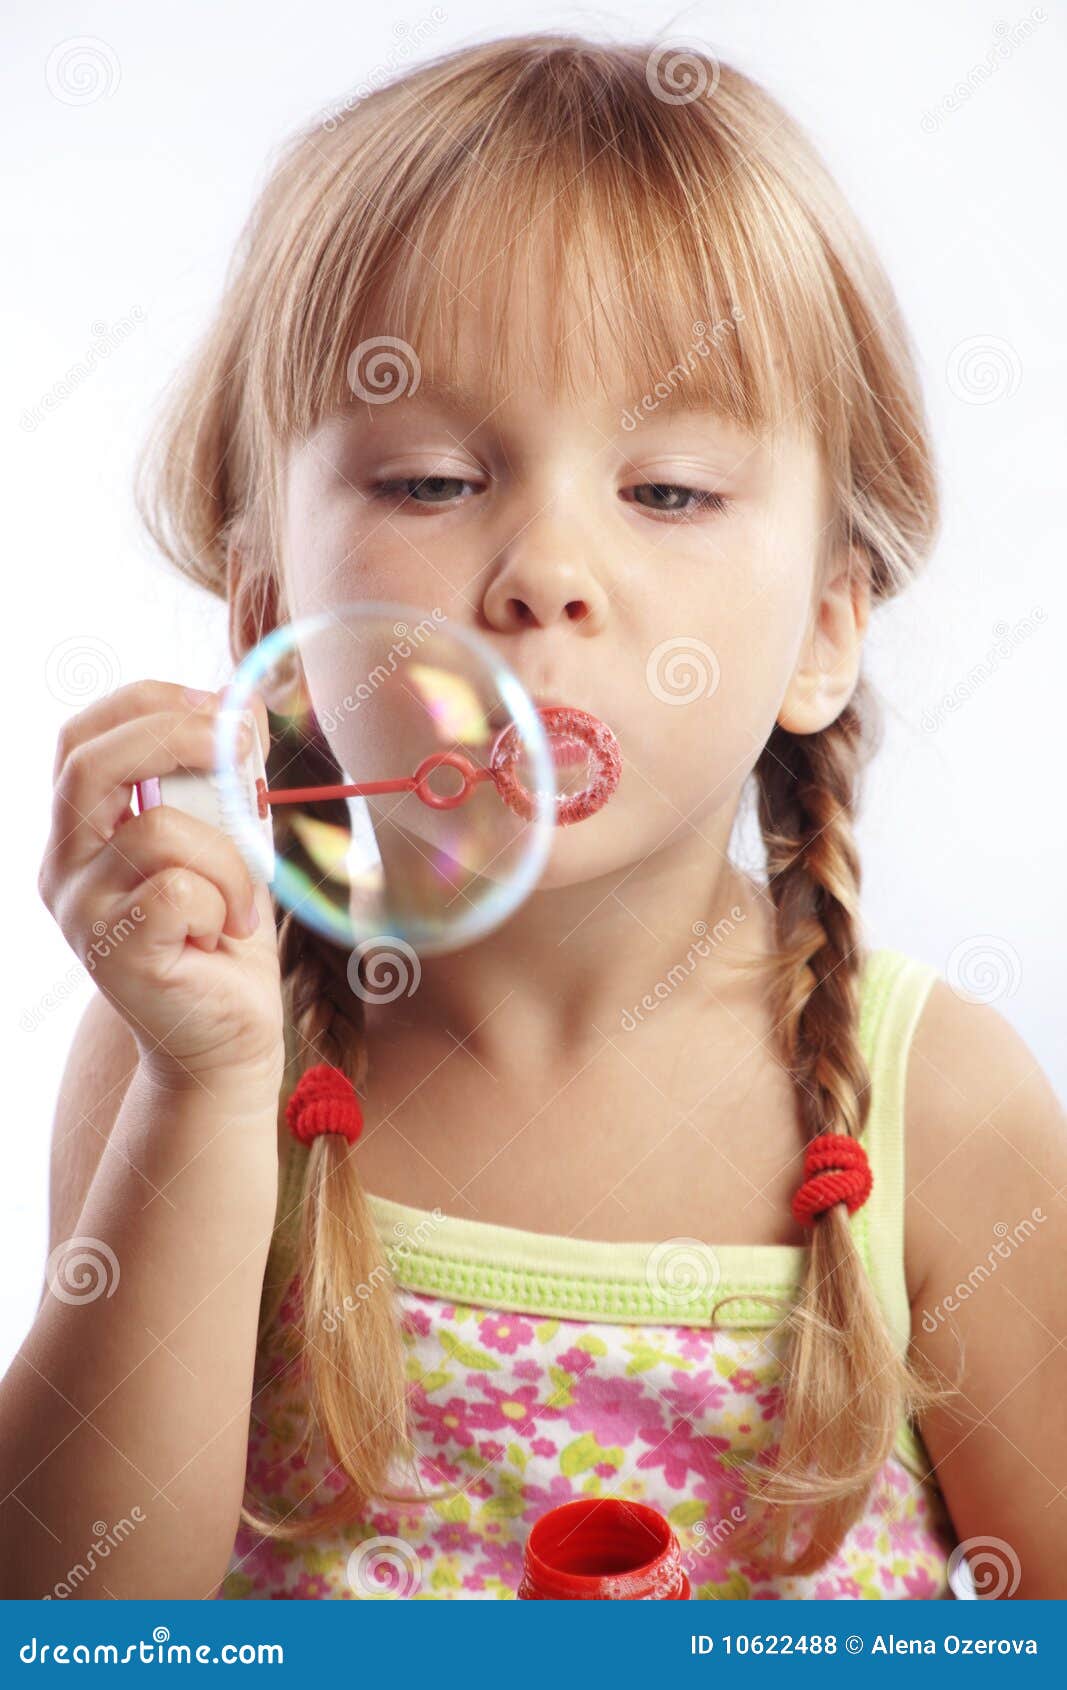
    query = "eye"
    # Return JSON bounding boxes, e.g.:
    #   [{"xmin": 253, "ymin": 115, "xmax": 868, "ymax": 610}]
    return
[
  {"xmin": 371, "ymin": 475, "xmax": 475, "ymax": 509},
  {"xmin": 626, "ymin": 483, "xmax": 728, "ymax": 520}
]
